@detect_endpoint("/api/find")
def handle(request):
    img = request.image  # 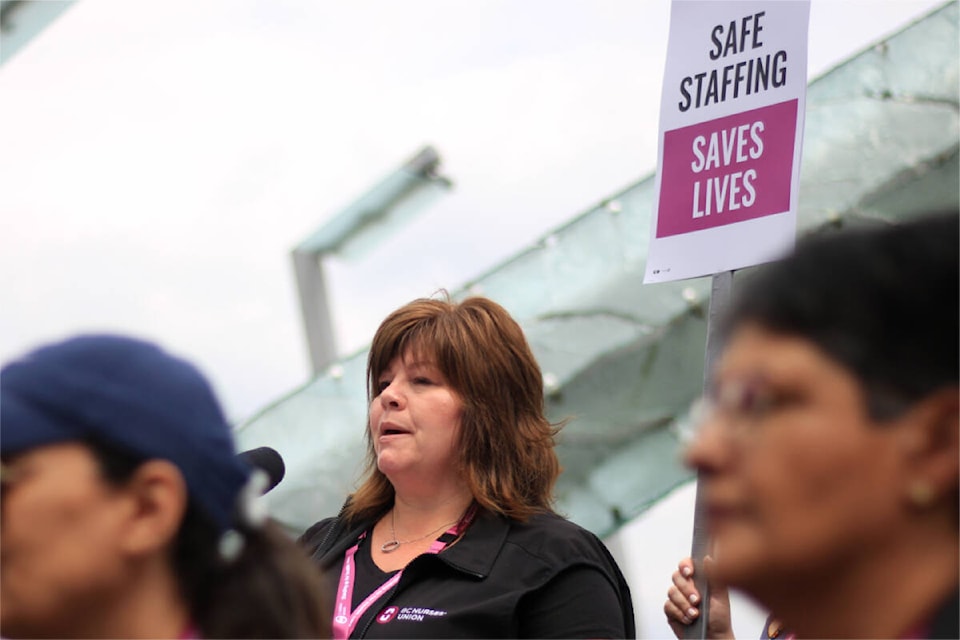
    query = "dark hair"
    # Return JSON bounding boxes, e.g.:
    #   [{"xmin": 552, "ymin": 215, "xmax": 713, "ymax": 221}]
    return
[
  {"xmin": 345, "ymin": 295, "xmax": 561, "ymax": 525},
  {"xmin": 88, "ymin": 437, "xmax": 330, "ymax": 639},
  {"xmin": 724, "ymin": 211, "xmax": 959, "ymax": 420}
]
